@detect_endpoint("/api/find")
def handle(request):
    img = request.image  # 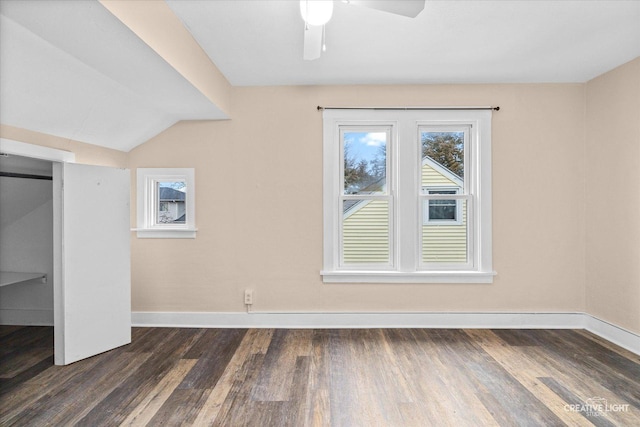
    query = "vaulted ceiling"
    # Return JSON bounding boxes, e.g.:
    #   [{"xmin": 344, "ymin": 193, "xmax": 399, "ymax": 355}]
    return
[{"xmin": 1, "ymin": 0, "xmax": 639, "ymax": 152}]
